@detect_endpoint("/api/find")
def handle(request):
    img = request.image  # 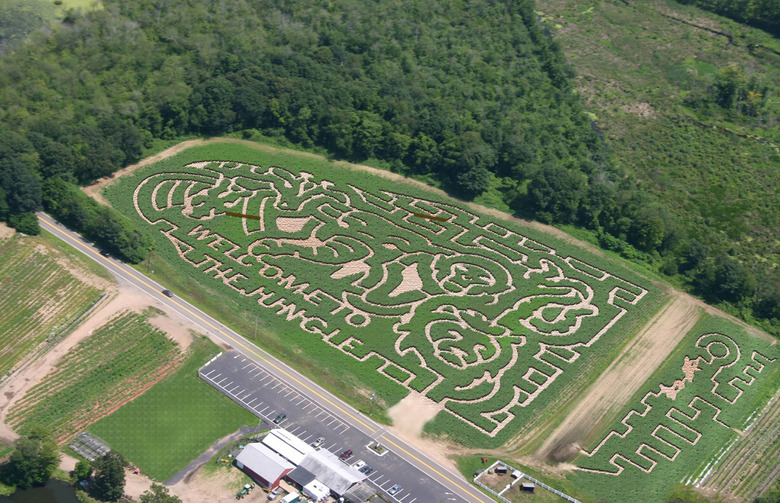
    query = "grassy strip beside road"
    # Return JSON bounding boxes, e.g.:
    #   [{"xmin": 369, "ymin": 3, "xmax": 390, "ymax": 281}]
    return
[{"xmin": 89, "ymin": 337, "xmax": 257, "ymax": 482}]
